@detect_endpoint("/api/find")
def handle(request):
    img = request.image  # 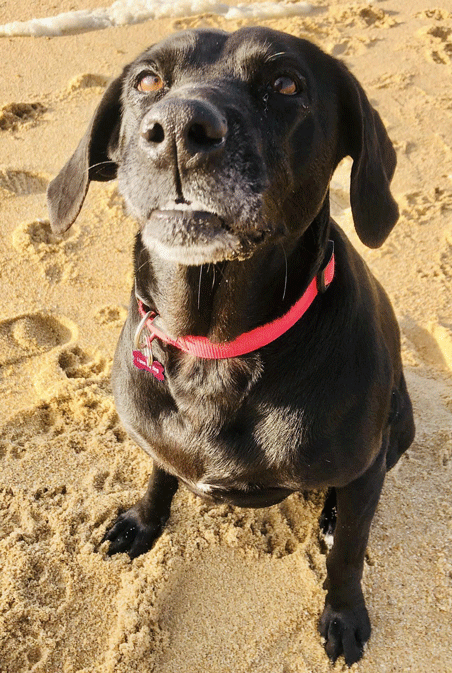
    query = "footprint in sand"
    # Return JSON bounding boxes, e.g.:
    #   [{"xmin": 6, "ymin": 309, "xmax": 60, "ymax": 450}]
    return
[
  {"xmin": 57, "ymin": 345, "xmax": 109, "ymax": 380},
  {"xmin": 30, "ymin": 344, "xmax": 111, "ymax": 403},
  {"xmin": 12, "ymin": 218, "xmax": 79, "ymax": 282},
  {"xmin": 0, "ymin": 404, "xmax": 57, "ymax": 460},
  {"xmin": 0, "ymin": 101, "xmax": 46, "ymax": 132},
  {"xmin": 324, "ymin": 5, "xmax": 398, "ymax": 57},
  {"xmin": 64, "ymin": 73, "xmax": 109, "ymax": 96},
  {"xmin": 369, "ymin": 71, "xmax": 414, "ymax": 90},
  {"xmin": 0, "ymin": 313, "xmax": 74, "ymax": 367},
  {"xmin": 417, "ymin": 9, "xmax": 452, "ymax": 21},
  {"xmin": 0, "ymin": 167, "xmax": 48, "ymax": 198},
  {"xmin": 418, "ymin": 24, "xmax": 452, "ymax": 65},
  {"xmin": 399, "ymin": 187, "xmax": 452, "ymax": 224},
  {"xmin": 329, "ymin": 5, "xmax": 397, "ymax": 29},
  {"xmin": 12, "ymin": 218, "xmax": 63, "ymax": 256},
  {"xmin": 93, "ymin": 305, "xmax": 127, "ymax": 327}
]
